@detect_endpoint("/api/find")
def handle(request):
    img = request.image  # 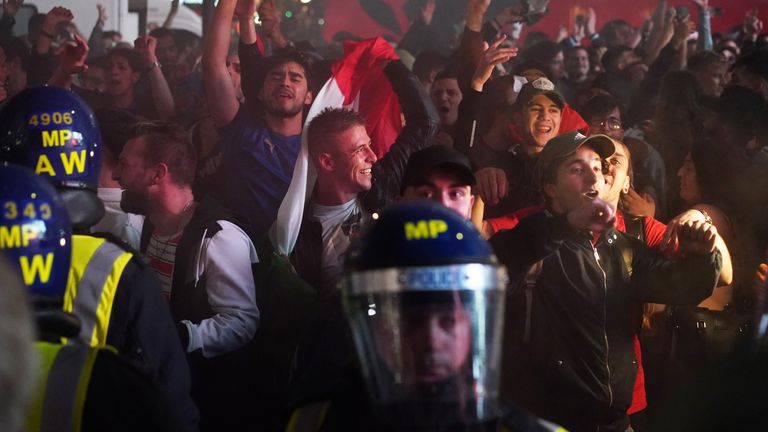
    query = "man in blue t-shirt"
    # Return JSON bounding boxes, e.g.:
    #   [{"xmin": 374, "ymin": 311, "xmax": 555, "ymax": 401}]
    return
[{"xmin": 202, "ymin": 0, "xmax": 313, "ymax": 236}]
